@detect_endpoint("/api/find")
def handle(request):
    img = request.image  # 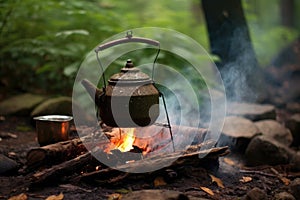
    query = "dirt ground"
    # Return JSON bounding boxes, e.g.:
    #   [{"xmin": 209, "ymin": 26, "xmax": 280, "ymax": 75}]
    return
[{"xmin": 0, "ymin": 116, "xmax": 299, "ymax": 200}]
